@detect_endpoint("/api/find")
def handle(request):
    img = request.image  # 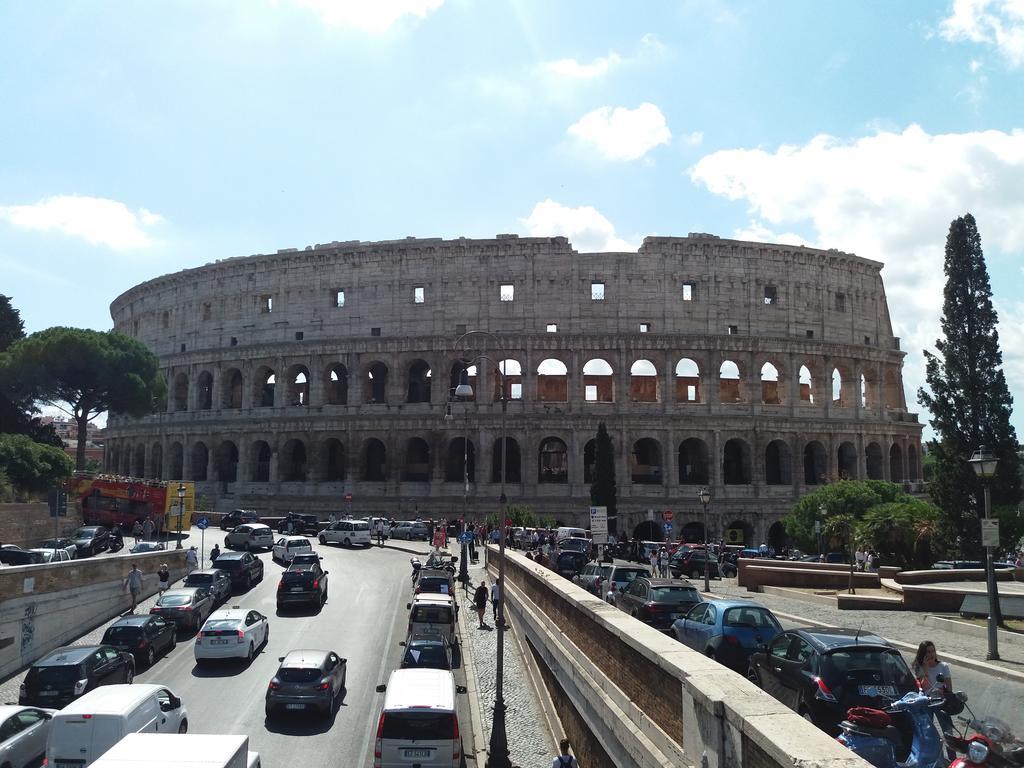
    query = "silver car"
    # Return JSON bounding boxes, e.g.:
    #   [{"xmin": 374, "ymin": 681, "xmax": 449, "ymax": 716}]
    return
[
  {"xmin": 265, "ymin": 650, "xmax": 347, "ymax": 718},
  {"xmin": 182, "ymin": 569, "xmax": 232, "ymax": 604},
  {"xmin": 0, "ymin": 705, "xmax": 56, "ymax": 768}
]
